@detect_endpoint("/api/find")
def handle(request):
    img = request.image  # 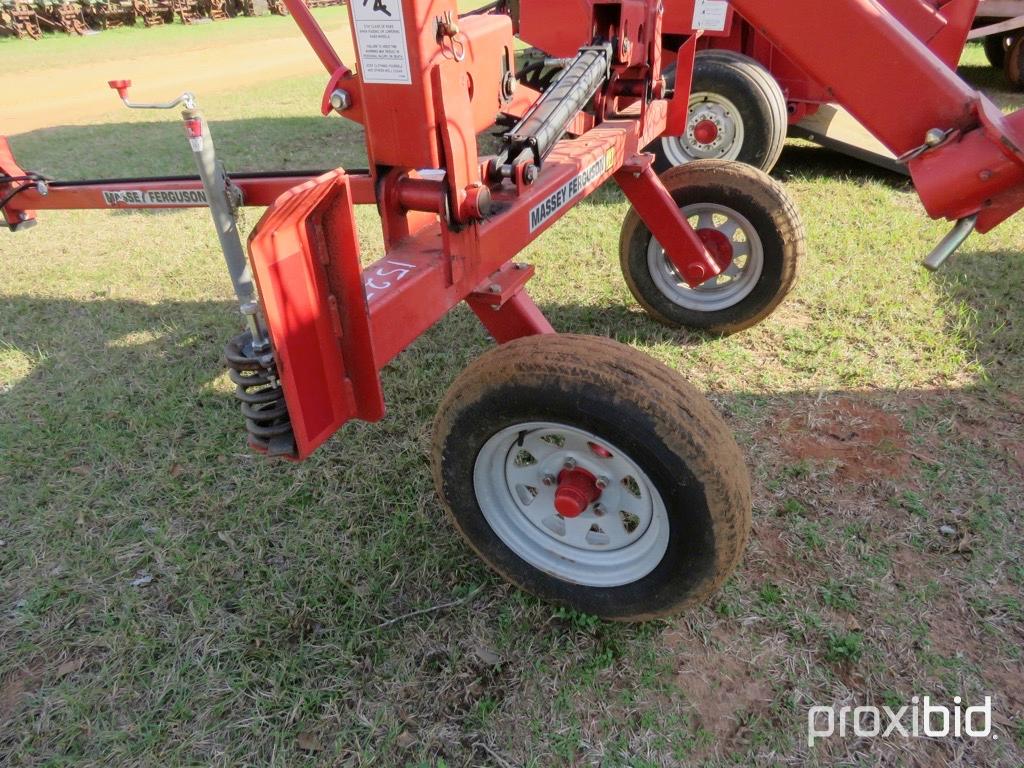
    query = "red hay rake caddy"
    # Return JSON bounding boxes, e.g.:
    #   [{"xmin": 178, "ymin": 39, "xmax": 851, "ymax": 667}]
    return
[{"xmin": 3, "ymin": 0, "xmax": 1024, "ymax": 618}]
